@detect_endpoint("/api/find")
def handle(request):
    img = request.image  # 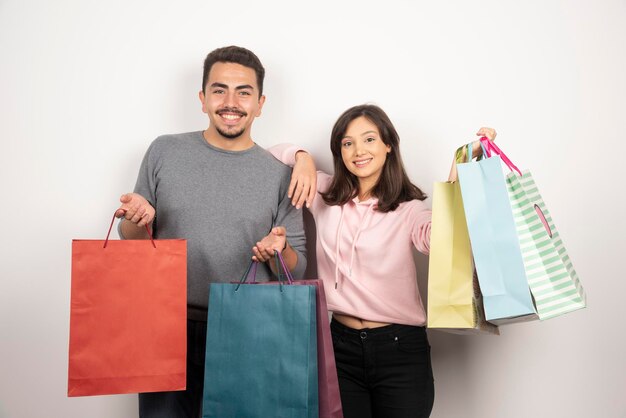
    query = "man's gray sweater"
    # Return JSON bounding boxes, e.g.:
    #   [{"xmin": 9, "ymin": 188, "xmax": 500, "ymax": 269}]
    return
[{"xmin": 128, "ymin": 131, "xmax": 307, "ymax": 320}]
